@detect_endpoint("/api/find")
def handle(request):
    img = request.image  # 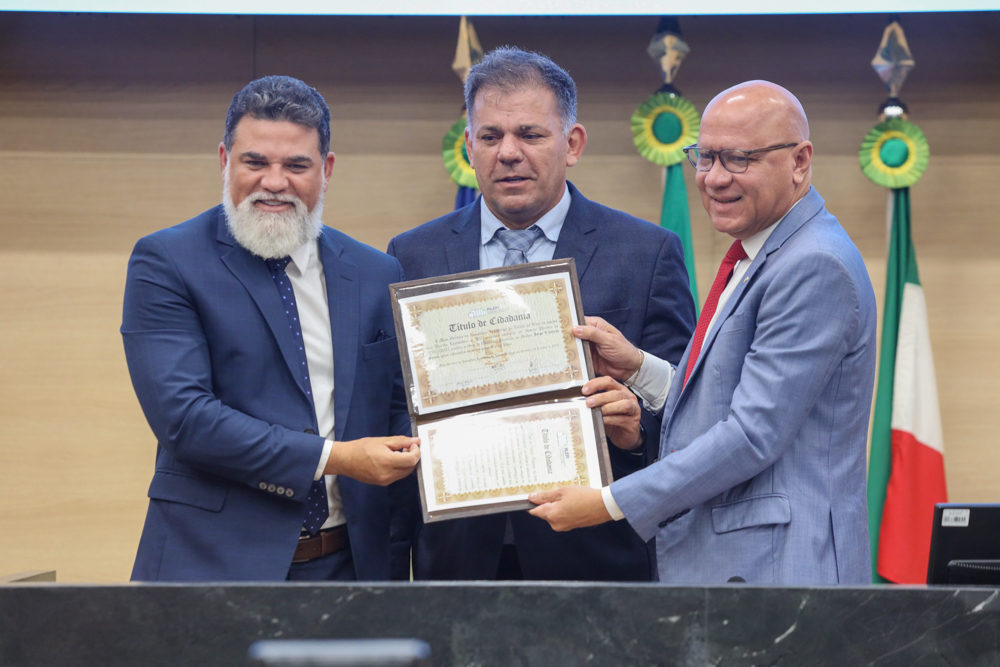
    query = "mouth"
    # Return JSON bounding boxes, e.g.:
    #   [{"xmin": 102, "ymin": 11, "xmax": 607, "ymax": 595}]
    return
[
  {"xmin": 712, "ymin": 195, "xmax": 742, "ymax": 205},
  {"xmin": 254, "ymin": 199, "xmax": 293, "ymax": 209},
  {"xmin": 247, "ymin": 193, "xmax": 301, "ymax": 212},
  {"xmin": 497, "ymin": 176, "xmax": 530, "ymax": 185}
]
